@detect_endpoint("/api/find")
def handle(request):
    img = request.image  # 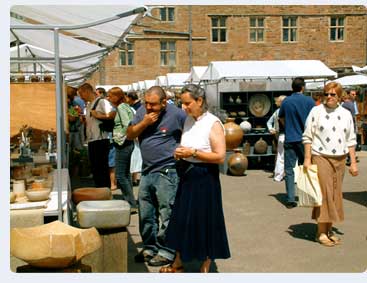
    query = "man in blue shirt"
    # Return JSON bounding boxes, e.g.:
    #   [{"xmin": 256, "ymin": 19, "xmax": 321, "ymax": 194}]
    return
[
  {"xmin": 127, "ymin": 86, "xmax": 186, "ymax": 266},
  {"xmin": 278, "ymin": 77, "xmax": 315, "ymax": 208}
]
